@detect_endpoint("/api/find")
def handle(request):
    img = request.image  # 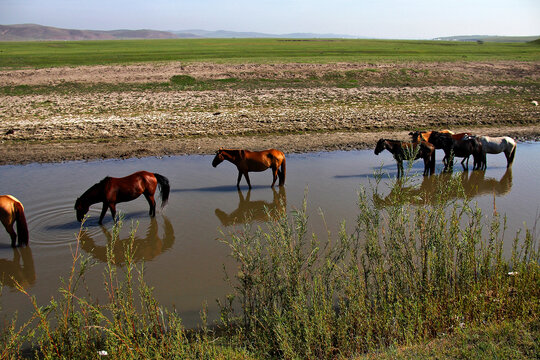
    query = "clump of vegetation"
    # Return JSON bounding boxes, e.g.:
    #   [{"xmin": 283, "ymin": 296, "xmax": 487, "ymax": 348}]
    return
[
  {"xmin": 170, "ymin": 74, "xmax": 197, "ymax": 86},
  {"xmin": 1, "ymin": 173, "xmax": 538, "ymax": 359},
  {"xmin": 217, "ymin": 173, "xmax": 539, "ymax": 358}
]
